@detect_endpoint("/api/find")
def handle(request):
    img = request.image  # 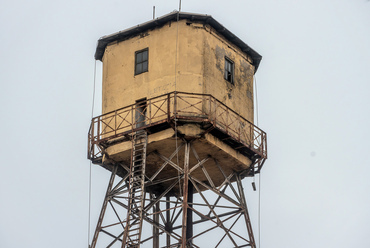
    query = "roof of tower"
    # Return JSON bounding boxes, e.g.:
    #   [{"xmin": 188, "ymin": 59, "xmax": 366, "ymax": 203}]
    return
[{"xmin": 95, "ymin": 11, "xmax": 262, "ymax": 72}]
